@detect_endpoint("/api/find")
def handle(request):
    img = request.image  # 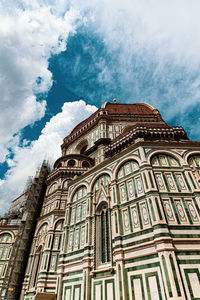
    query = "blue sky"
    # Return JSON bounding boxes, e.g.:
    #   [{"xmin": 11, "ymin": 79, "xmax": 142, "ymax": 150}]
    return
[{"xmin": 1, "ymin": 0, "xmax": 200, "ymax": 214}]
